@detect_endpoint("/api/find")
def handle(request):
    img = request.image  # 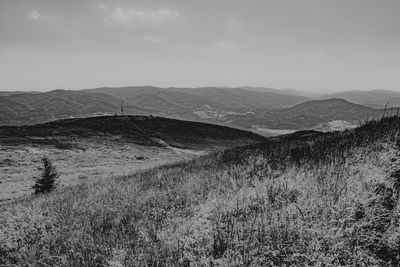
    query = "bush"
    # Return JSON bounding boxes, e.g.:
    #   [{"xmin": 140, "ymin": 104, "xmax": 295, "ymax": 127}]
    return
[{"xmin": 32, "ymin": 157, "xmax": 59, "ymax": 195}]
